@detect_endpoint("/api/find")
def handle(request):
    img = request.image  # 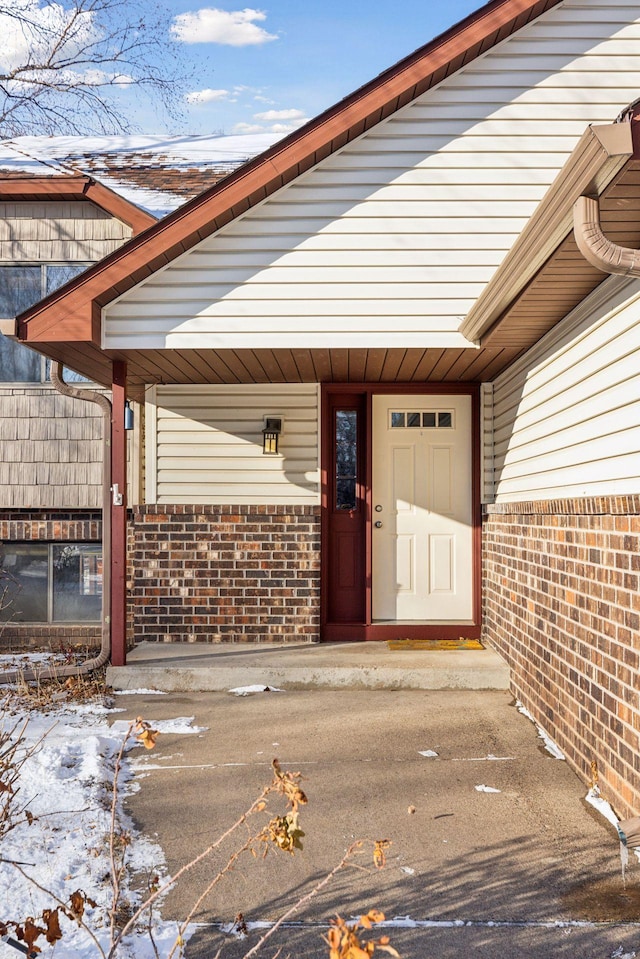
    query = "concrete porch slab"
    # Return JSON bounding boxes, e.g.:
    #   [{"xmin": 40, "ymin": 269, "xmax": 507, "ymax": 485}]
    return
[{"xmin": 106, "ymin": 641, "xmax": 510, "ymax": 692}]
